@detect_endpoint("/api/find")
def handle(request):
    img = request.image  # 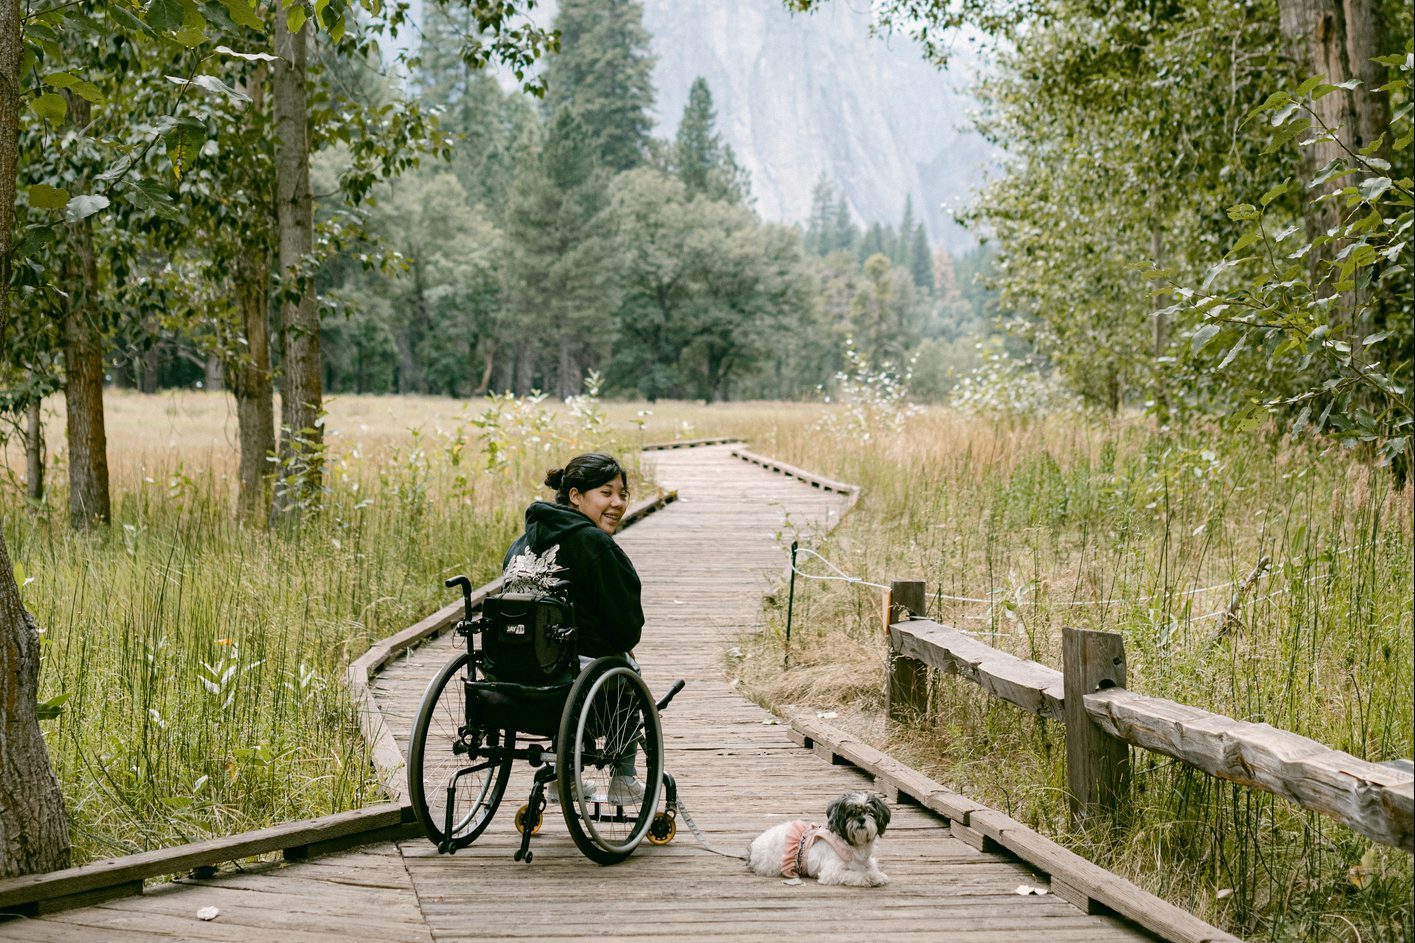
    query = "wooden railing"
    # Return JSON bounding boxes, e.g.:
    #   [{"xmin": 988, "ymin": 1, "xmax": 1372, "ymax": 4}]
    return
[{"xmin": 884, "ymin": 581, "xmax": 1415, "ymax": 854}]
